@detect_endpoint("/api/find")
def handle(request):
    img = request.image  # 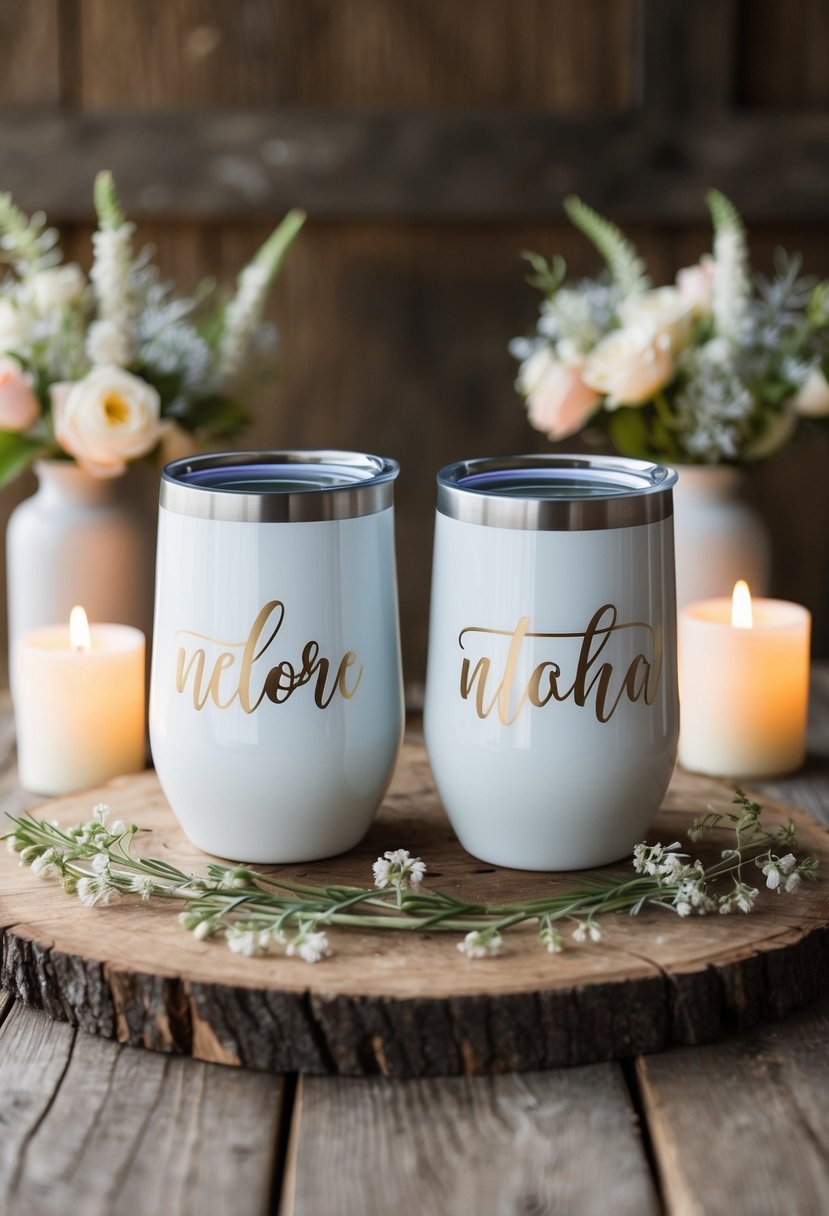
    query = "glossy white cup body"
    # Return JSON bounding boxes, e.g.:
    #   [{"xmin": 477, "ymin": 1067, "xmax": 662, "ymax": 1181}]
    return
[
  {"xmin": 149, "ymin": 455, "xmax": 404, "ymax": 862},
  {"xmin": 424, "ymin": 457, "xmax": 679, "ymax": 871}
]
